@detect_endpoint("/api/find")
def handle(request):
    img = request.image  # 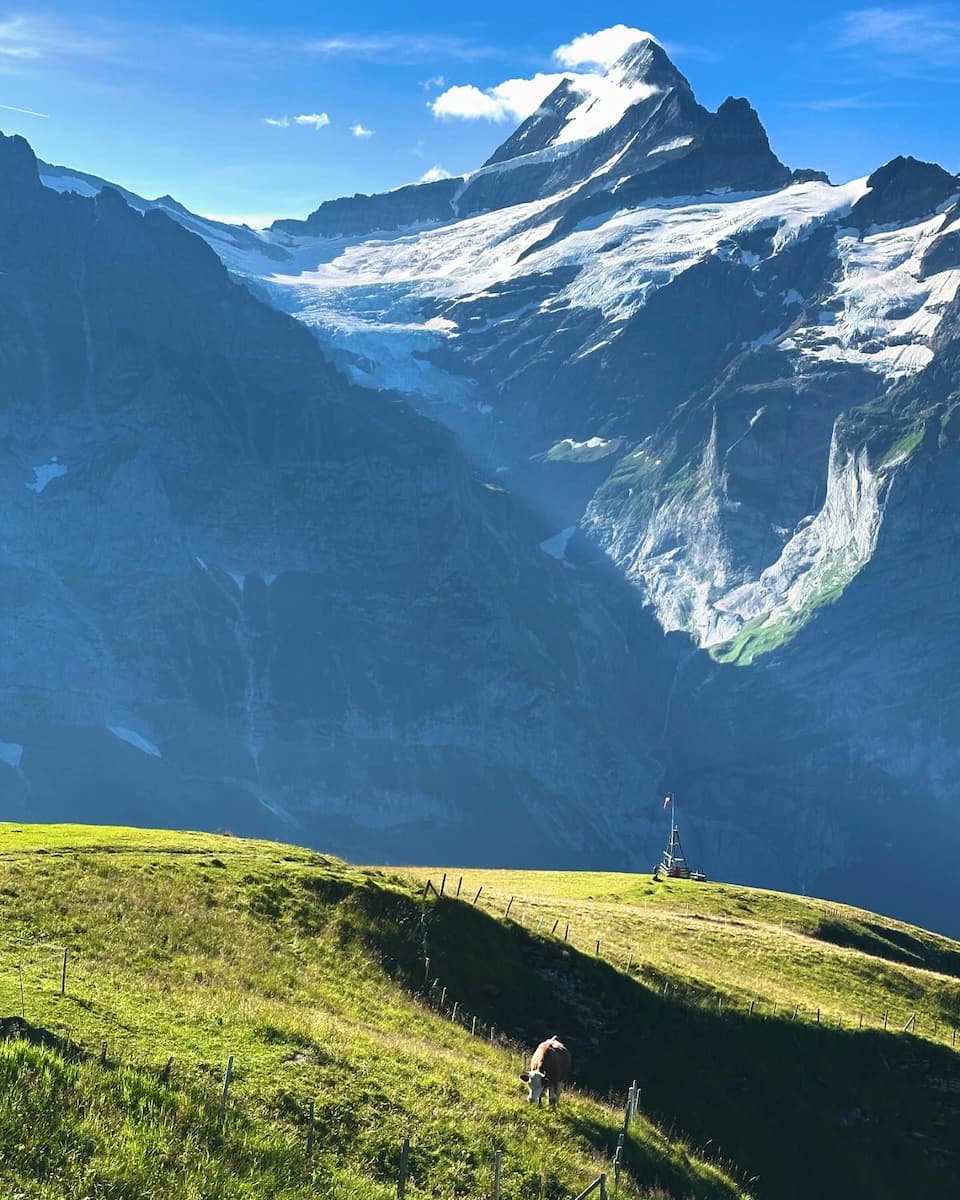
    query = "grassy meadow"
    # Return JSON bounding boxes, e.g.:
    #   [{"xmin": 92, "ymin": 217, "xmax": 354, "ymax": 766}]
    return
[
  {"xmin": 0, "ymin": 824, "xmax": 958, "ymax": 1199},
  {"xmin": 0, "ymin": 824, "xmax": 745, "ymax": 1200}
]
